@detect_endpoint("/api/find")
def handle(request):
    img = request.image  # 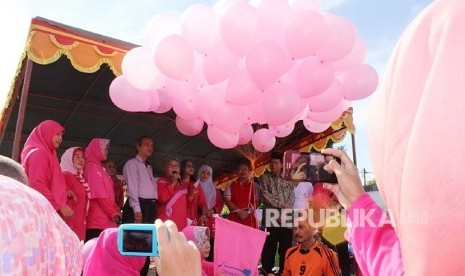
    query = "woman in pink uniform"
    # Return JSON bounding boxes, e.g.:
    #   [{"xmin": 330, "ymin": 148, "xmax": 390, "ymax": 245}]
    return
[
  {"xmin": 60, "ymin": 146, "xmax": 90, "ymax": 241},
  {"xmin": 84, "ymin": 138, "xmax": 121, "ymax": 241},
  {"xmin": 20, "ymin": 119, "xmax": 74, "ymax": 218}
]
